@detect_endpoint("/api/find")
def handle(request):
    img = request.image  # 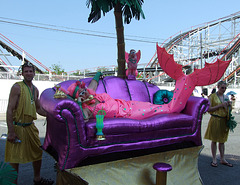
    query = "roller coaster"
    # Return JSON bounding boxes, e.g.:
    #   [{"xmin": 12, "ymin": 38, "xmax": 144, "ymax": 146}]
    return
[
  {"xmin": 144, "ymin": 11, "xmax": 240, "ymax": 86},
  {"xmin": 0, "ymin": 12, "xmax": 240, "ymax": 86}
]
